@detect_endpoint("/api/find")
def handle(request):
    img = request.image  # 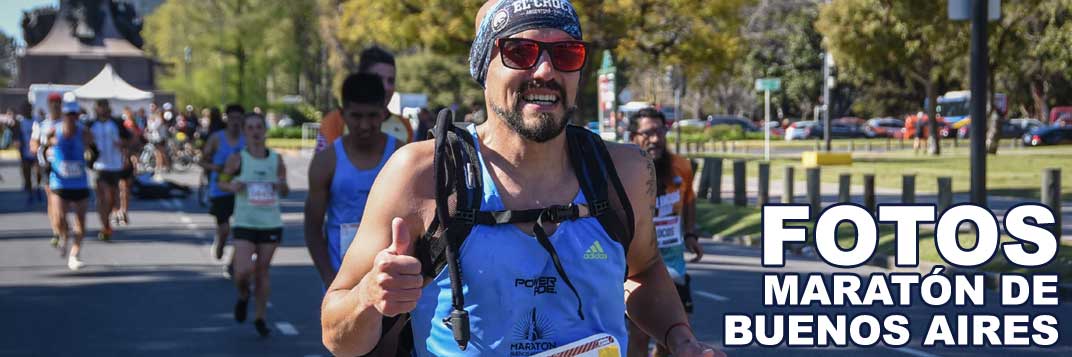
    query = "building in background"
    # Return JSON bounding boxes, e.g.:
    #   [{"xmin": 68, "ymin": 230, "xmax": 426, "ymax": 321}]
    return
[{"xmin": 1, "ymin": 0, "xmax": 172, "ymax": 112}]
